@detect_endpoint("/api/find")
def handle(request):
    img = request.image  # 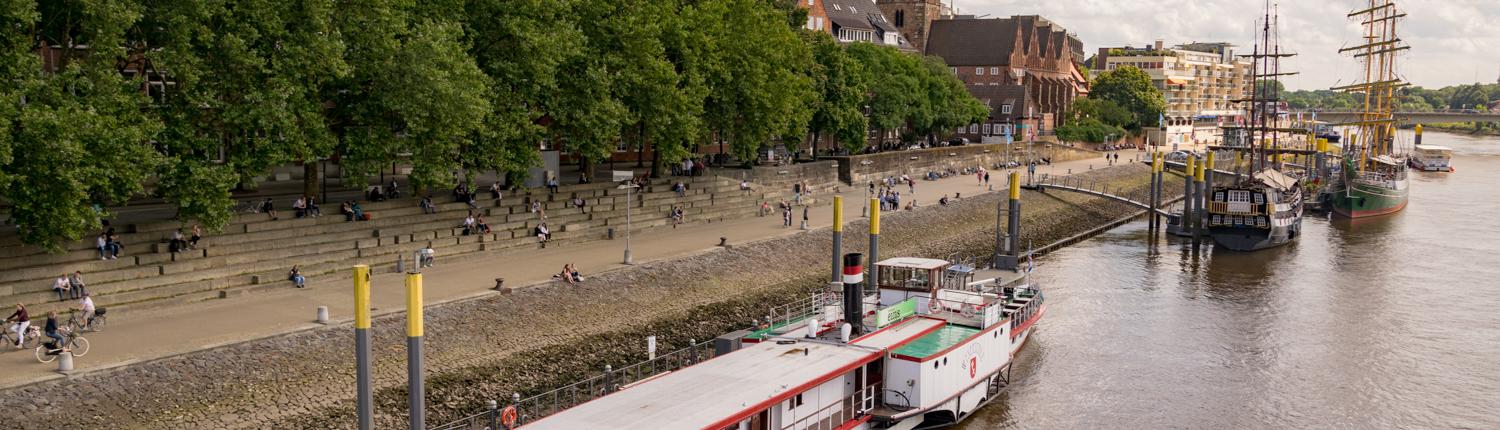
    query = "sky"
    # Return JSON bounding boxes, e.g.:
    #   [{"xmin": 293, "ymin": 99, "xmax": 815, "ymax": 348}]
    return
[{"xmin": 948, "ymin": 0, "xmax": 1500, "ymax": 90}]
